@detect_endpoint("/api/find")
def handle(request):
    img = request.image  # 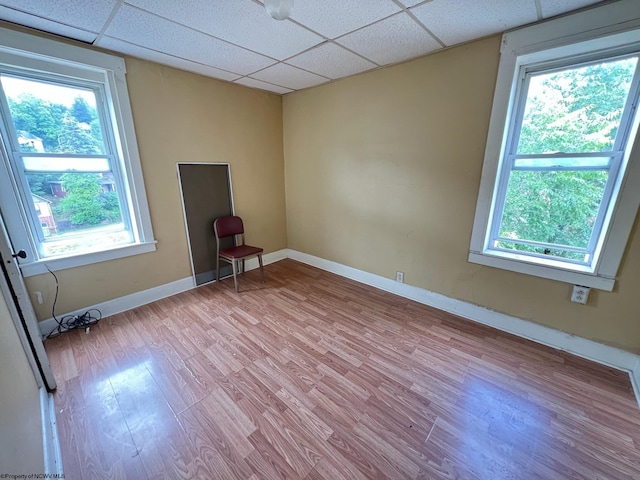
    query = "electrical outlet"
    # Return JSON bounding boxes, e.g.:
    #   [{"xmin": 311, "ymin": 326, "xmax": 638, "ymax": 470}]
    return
[
  {"xmin": 34, "ymin": 291, "xmax": 43, "ymax": 304},
  {"xmin": 396, "ymin": 271, "xmax": 404, "ymax": 283},
  {"xmin": 570, "ymin": 285, "xmax": 590, "ymax": 304}
]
